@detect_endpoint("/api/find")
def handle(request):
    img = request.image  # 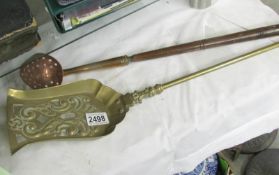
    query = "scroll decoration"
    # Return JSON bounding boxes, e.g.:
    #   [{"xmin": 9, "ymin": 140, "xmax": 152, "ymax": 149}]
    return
[{"xmin": 9, "ymin": 95, "xmax": 99, "ymax": 142}]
